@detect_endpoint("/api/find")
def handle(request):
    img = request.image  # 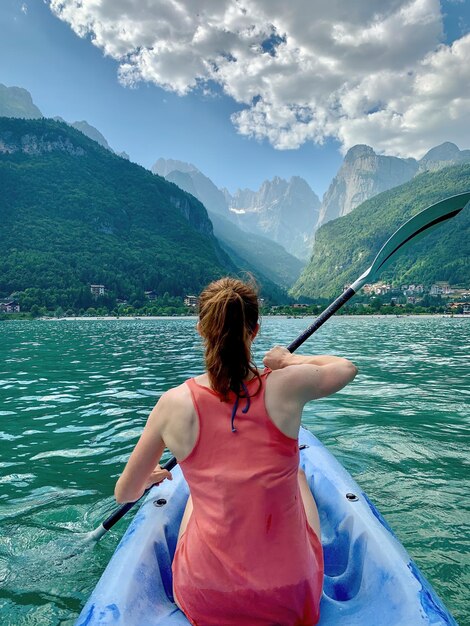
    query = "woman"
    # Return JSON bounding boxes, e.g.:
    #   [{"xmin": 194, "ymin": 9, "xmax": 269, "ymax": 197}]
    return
[{"xmin": 115, "ymin": 277, "xmax": 358, "ymax": 626}]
